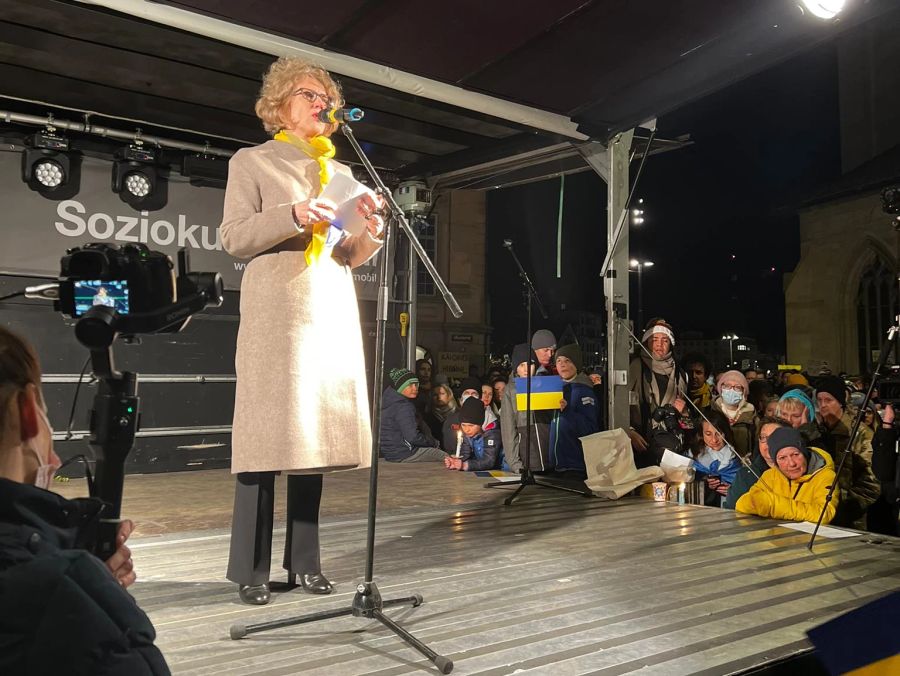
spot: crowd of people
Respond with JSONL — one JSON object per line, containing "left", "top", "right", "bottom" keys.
{"left": 377, "top": 316, "right": 898, "bottom": 538}
{"left": 628, "top": 318, "right": 898, "bottom": 534}
{"left": 378, "top": 330, "right": 603, "bottom": 479}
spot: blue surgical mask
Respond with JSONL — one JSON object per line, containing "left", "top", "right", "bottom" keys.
{"left": 721, "top": 389, "right": 744, "bottom": 406}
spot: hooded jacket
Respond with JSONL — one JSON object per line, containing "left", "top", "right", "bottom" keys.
{"left": 379, "top": 387, "right": 440, "bottom": 461}
{"left": 0, "top": 479, "right": 169, "bottom": 675}
{"left": 457, "top": 422, "right": 503, "bottom": 471}
{"left": 736, "top": 447, "right": 839, "bottom": 524}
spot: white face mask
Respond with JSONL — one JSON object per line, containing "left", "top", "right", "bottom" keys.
{"left": 27, "top": 406, "right": 60, "bottom": 490}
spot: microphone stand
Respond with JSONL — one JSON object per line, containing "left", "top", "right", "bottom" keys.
{"left": 229, "top": 121, "right": 459, "bottom": 674}
{"left": 485, "top": 239, "right": 592, "bottom": 502}
{"left": 808, "top": 300, "right": 900, "bottom": 551}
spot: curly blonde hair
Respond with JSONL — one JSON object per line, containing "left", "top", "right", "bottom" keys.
{"left": 255, "top": 56, "right": 344, "bottom": 136}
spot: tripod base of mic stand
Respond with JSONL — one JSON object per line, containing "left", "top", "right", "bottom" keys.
{"left": 229, "top": 581, "right": 453, "bottom": 674}
{"left": 486, "top": 471, "right": 593, "bottom": 505}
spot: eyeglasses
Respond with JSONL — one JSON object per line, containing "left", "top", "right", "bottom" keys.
{"left": 721, "top": 385, "right": 745, "bottom": 393}
{"left": 292, "top": 87, "right": 333, "bottom": 108}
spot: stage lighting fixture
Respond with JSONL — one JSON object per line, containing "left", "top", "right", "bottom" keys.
{"left": 21, "top": 131, "right": 81, "bottom": 200}
{"left": 798, "top": 0, "right": 845, "bottom": 20}
{"left": 112, "top": 143, "right": 168, "bottom": 211}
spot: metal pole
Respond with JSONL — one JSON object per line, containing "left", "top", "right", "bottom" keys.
{"left": 637, "top": 264, "right": 644, "bottom": 331}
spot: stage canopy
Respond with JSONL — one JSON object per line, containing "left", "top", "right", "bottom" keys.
{"left": 1, "top": 0, "right": 896, "bottom": 188}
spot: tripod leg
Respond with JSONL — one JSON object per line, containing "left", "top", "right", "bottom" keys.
{"left": 504, "top": 481, "right": 528, "bottom": 506}
{"left": 229, "top": 605, "right": 354, "bottom": 640}
{"left": 381, "top": 594, "right": 423, "bottom": 609}
{"left": 484, "top": 478, "right": 523, "bottom": 490}
{"left": 372, "top": 608, "right": 453, "bottom": 674}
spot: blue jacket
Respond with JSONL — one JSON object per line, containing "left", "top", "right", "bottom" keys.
{"left": 379, "top": 387, "right": 440, "bottom": 461}
{"left": 458, "top": 422, "right": 503, "bottom": 471}
{"left": 550, "top": 375, "right": 600, "bottom": 472}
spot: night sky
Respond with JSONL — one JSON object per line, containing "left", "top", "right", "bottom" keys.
{"left": 486, "top": 42, "right": 843, "bottom": 361}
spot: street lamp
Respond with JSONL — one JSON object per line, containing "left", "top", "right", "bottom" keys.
{"left": 629, "top": 259, "right": 654, "bottom": 330}
{"left": 721, "top": 333, "right": 739, "bottom": 367}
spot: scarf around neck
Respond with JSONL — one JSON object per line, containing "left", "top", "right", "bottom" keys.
{"left": 690, "top": 382, "right": 712, "bottom": 409}
{"left": 640, "top": 351, "right": 677, "bottom": 411}
{"left": 273, "top": 130, "right": 336, "bottom": 265}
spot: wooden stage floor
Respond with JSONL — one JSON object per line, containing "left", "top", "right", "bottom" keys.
{"left": 55, "top": 464, "right": 900, "bottom": 675}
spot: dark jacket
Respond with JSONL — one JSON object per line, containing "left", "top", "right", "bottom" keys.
{"left": 723, "top": 452, "right": 770, "bottom": 510}
{"left": 459, "top": 422, "right": 503, "bottom": 471}
{"left": 550, "top": 374, "right": 600, "bottom": 472}
{"left": 0, "top": 479, "right": 169, "bottom": 676}
{"left": 379, "top": 387, "right": 440, "bottom": 461}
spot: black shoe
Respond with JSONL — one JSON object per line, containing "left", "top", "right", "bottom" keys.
{"left": 299, "top": 572, "right": 333, "bottom": 595}
{"left": 238, "top": 583, "right": 271, "bottom": 605}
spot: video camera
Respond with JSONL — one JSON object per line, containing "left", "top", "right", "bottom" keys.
{"left": 56, "top": 242, "right": 223, "bottom": 558}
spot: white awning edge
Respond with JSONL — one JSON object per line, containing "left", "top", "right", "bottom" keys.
{"left": 76, "top": 0, "right": 589, "bottom": 140}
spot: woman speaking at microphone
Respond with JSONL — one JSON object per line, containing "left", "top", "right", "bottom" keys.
{"left": 220, "top": 56, "right": 384, "bottom": 605}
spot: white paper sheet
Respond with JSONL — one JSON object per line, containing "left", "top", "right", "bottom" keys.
{"left": 777, "top": 522, "right": 861, "bottom": 538}
{"left": 319, "top": 171, "right": 374, "bottom": 236}
{"left": 660, "top": 449, "right": 692, "bottom": 469}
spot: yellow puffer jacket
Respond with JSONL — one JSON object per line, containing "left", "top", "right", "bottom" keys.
{"left": 736, "top": 447, "right": 839, "bottom": 524}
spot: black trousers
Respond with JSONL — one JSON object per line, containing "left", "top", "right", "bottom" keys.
{"left": 226, "top": 472, "right": 323, "bottom": 587}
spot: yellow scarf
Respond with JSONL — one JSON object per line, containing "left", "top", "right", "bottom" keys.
{"left": 273, "top": 130, "right": 336, "bottom": 265}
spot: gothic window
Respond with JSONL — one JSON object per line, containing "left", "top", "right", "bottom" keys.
{"left": 856, "top": 256, "right": 898, "bottom": 372}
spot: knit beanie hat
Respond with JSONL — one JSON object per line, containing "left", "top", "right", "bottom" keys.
{"left": 460, "top": 396, "right": 485, "bottom": 425}
{"left": 717, "top": 369, "right": 749, "bottom": 395}
{"left": 784, "top": 373, "right": 809, "bottom": 387}
{"left": 510, "top": 343, "right": 531, "bottom": 370}
{"left": 767, "top": 426, "right": 810, "bottom": 463}
{"left": 389, "top": 367, "right": 418, "bottom": 392}
{"left": 457, "top": 376, "right": 482, "bottom": 396}
{"left": 531, "top": 329, "right": 557, "bottom": 350}
{"left": 555, "top": 343, "right": 583, "bottom": 371}
{"left": 642, "top": 318, "right": 675, "bottom": 346}
{"left": 815, "top": 375, "right": 847, "bottom": 408}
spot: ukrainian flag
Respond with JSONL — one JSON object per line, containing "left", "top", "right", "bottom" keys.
{"left": 807, "top": 591, "right": 900, "bottom": 675}
{"left": 515, "top": 375, "right": 564, "bottom": 411}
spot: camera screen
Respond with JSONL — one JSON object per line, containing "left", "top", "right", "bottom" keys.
{"left": 73, "top": 280, "right": 130, "bottom": 317}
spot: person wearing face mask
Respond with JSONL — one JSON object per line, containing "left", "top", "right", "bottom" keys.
{"left": 712, "top": 370, "right": 757, "bottom": 458}
{"left": 0, "top": 327, "right": 169, "bottom": 675}
{"left": 724, "top": 417, "right": 789, "bottom": 509}
{"left": 736, "top": 427, "right": 838, "bottom": 524}
{"left": 692, "top": 411, "right": 742, "bottom": 507}
{"left": 628, "top": 318, "right": 688, "bottom": 465}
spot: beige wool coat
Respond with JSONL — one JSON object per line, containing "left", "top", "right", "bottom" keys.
{"left": 220, "top": 140, "right": 382, "bottom": 474}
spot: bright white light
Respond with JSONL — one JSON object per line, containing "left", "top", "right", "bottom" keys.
{"left": 644, "top": 261, "right": 655, "bottom": 268}
{"left": 34, "top": 160, "right": 64, "bottom": 187}
{"left": 629, "top": 259, "right": 639, "bottom": 268}
{"left": 799, "top": 0, "right": 845, "bottom": 19}
{"left": 125, "top": 171, "right": 151, "bottom": 197}
{"left": 633, "top": 217, "right": 645, "bottom": 225}
{"left": 632, "top": 209, "right": 644, "bottom": 216}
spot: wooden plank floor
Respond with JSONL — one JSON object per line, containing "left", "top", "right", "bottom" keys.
{"left": 56, "top": 465, "right": 900, "bottom": 674}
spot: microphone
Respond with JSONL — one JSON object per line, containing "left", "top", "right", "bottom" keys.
{"left": 317, "top": 107, "right": 364, "bottom": 124}
{"left": 502, "top": 239, "right": 513, "bottom": 249}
